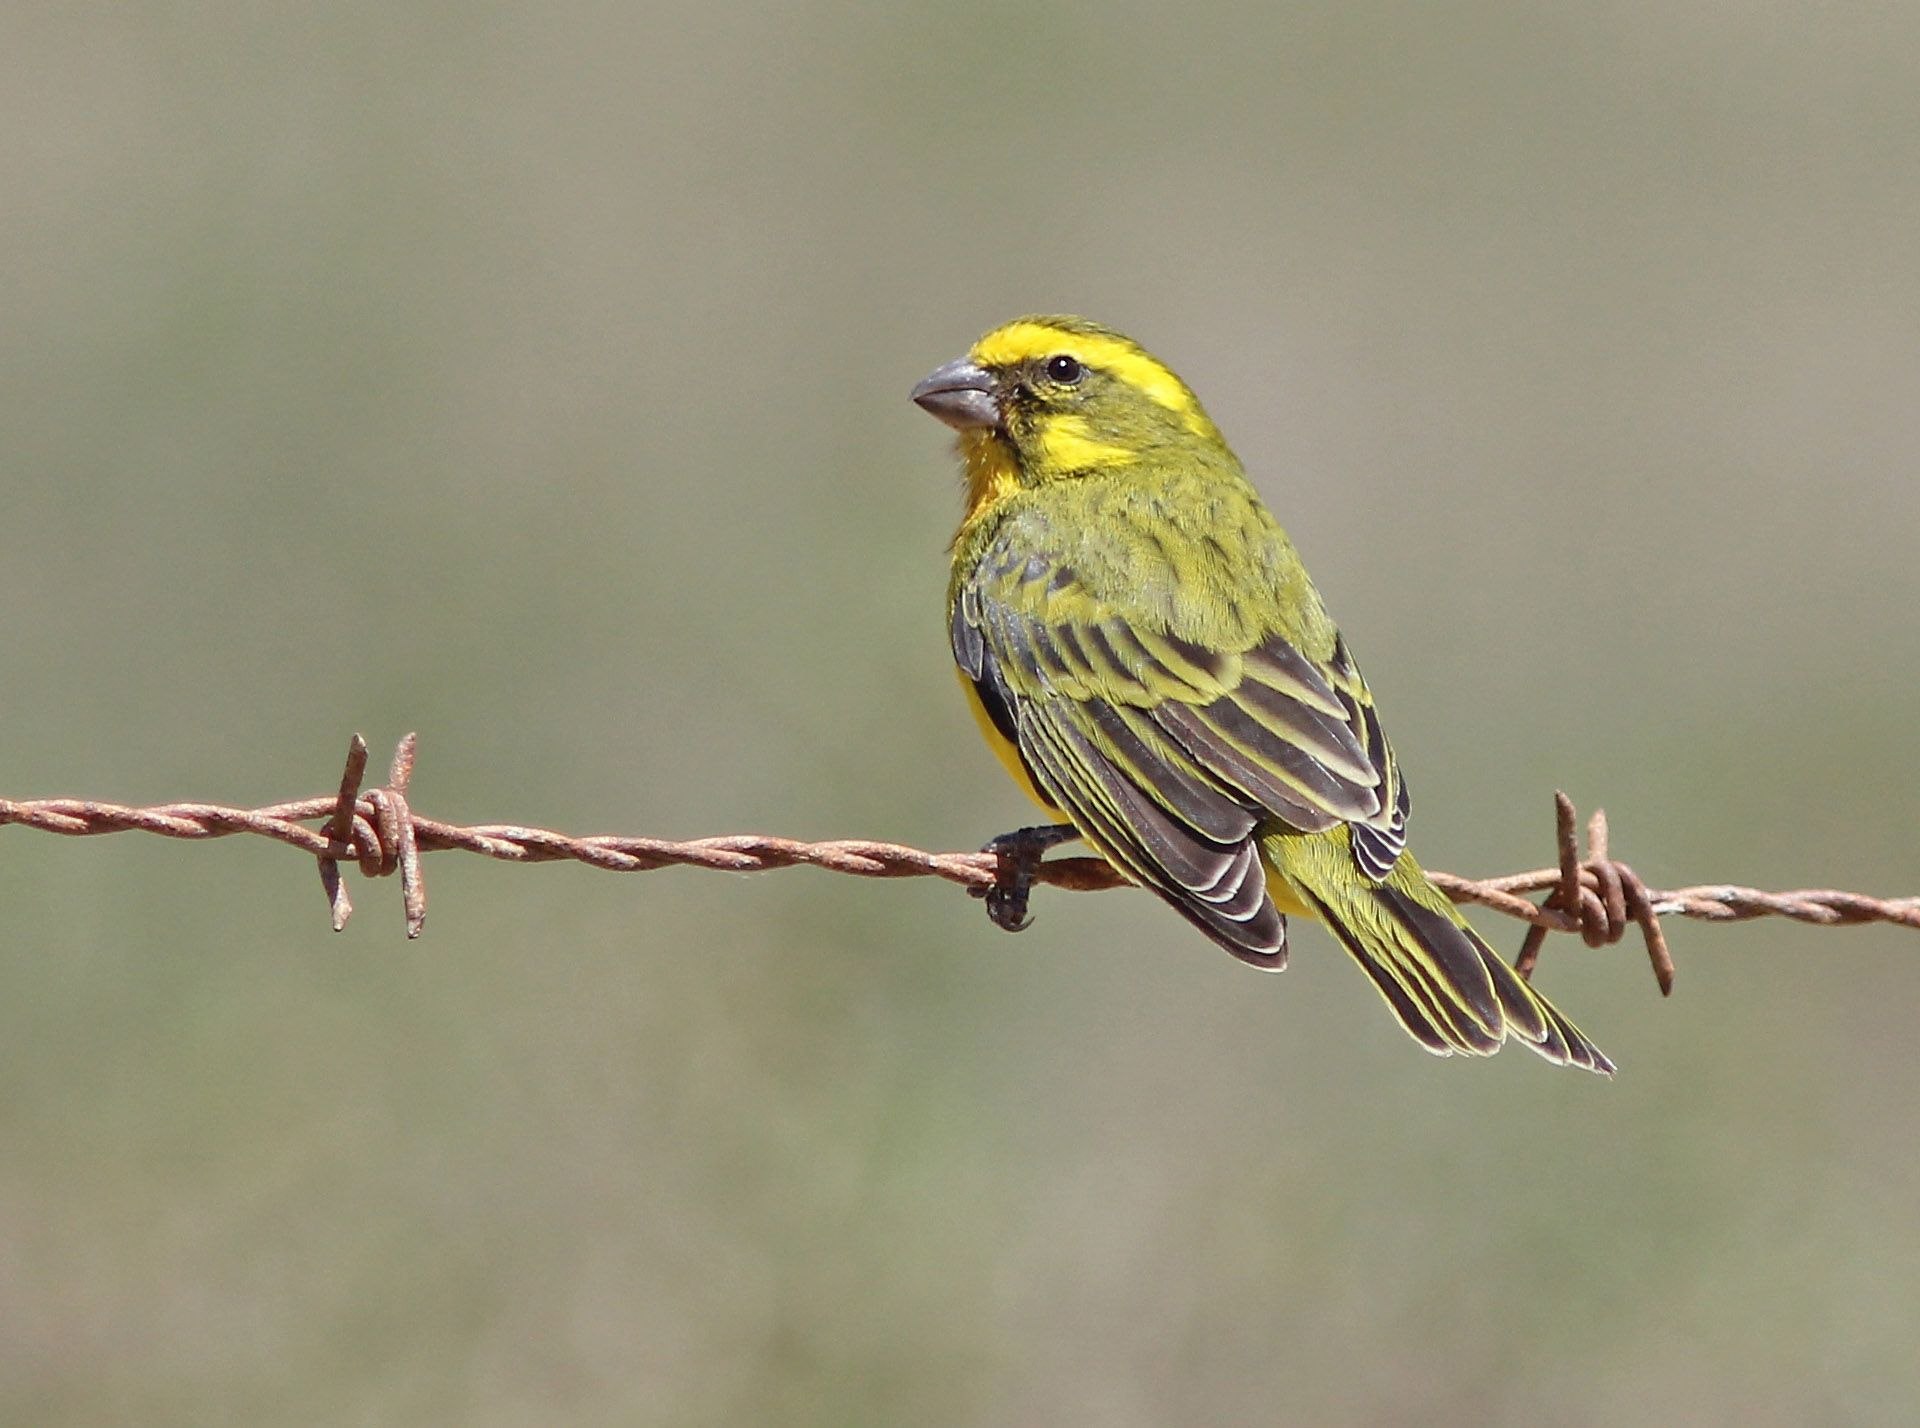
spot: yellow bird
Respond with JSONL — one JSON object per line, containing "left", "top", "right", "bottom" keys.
{"left": 913, "top": 316, "right": 1611, "bottom": 1073}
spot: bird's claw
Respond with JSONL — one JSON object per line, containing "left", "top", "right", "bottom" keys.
{"left": 985, "top": 886, "right": 1034, "bottom": 933}
{"left": 974, "top": 823, "right": 1080, "bottom": 934}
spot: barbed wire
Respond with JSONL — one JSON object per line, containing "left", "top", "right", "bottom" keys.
{"left": 3, "top": 735, "right": 1916, "bottom": 993}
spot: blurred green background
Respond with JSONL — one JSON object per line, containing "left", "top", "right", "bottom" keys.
{"left": 4, "top": 3, "right": 1918, "bottom": 1423}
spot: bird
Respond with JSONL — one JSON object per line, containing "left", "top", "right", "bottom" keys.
{"left": 912, "top": 315, "right": 1612, "bottom": 1073}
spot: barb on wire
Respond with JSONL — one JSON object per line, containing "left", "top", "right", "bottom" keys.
{"left": 317, "top": 734, "right": 424, "bottom": 937}
{"left": 3, "top": 735, "right": 1917, "bottom": 988}
{"left": 1425, "top": 793, "right": 1675, "bottom": 994}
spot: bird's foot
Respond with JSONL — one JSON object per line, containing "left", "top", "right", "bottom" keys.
{"left": 974, "top": 823, "right": 1081, "bottom": 932}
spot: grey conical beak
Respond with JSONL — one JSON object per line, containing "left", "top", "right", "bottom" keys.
{"left": 910, "top": 358, "right": 1001, "bottom": 432}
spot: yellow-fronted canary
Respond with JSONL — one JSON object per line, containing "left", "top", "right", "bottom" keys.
{"left": 913, "top": 316, "right": 1611, "bottom": 1073}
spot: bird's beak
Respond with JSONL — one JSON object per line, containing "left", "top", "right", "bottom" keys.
{"left": 910, "top": 357, "right": 1001, "bottom": 432}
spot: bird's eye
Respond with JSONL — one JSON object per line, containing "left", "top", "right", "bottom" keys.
{"left": 1045, "top": 354, "right": 1084, "bottom": 386}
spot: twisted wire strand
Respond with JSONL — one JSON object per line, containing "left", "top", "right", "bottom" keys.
{"left": 4, "top": 736, "right": 1916, "bottom": 991}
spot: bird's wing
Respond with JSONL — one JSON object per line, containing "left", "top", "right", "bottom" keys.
{"left": 953, "top": 532, "right": 1409, "bottom": 967}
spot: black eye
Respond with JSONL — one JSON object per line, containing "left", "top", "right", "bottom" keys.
{"left": 1045, "top": 354, "right": 1084, "bottom": 386}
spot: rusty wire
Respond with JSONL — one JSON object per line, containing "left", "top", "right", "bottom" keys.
{"left": 3, "top": 735, "right": 1917, "bottom": 989}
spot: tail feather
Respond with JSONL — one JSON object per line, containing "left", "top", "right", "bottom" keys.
{"left": 1296, "top": 884, "right": 1505, "bottom": 1058}
{"left": 1272, "top": 832, "right": 1614, "bottom": 1076}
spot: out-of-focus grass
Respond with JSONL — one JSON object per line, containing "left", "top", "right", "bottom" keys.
{"left": 3, "top": 4, "right": 1918, "bottom": 1424}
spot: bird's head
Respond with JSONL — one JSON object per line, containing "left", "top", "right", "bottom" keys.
{"left": 912, "top": 316, "right": 1227, "bottom": 499}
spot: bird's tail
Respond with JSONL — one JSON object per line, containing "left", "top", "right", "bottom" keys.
{"left": 1267, "top": 829, "right": 1614, "bottom": 1075}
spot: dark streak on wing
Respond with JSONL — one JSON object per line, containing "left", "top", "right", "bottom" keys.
{"left": 1077, "top": 622, "right": 1133, "bottom": 684}
{"left": 1349, "top": 696, "right": 1406, "bottom": 880}
{"left": 1243, "top": 635, "right": 1345, "bottom": 710}
{"left": 1048, "top": 713, "right": 1258, "bottom": 909}
{"left": 1236, "top": 679, "right": 1376, "bottom": 784}
{"left": 1016, "top": 704, "right": 1287, "bottom": 965}
{"left": 1156, "top": 630, "right": 1232, "bottom": 683}
{"left": 1148, "top": 701, "right": 1335, "bottom": 832}
{"left": 1154, "top": 698, "right": 1374, "bottom": 821}
{"left": 952, "top": 586, "right": 1031, "bottom": 781}
{"left": 1080, "top": 702, "right": 1258, "bottom": 845}
{"left": 1320, "top": 632, "right": 1408, "bottom": 883}
{"left": 951, "top": 590, "right": 985, "bottom": 679}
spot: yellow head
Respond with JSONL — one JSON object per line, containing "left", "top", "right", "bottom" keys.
{"left": 911, "top": 315, "right": 1228, "bottom": 521}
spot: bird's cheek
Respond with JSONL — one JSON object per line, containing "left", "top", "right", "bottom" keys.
{"left": 1036, "top": 415, "right": 1133, "bottom": 474}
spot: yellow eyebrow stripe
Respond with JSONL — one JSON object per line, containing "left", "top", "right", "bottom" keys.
{"left": 971, "top": 321, "right": 1208, "bottom": 432}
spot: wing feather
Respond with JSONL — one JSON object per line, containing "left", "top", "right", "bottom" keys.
{"left": 1080, "top": 701, "right": 1259, "bottom": 846}
{"left": 1016, "top": 704, "right": 1288, "bottom": 963}
{"left": 951, "top": 524, "right": 1409, "bottom": 972}
{"left": 1152, "top": 698, "right": 1376, "bottom": 823}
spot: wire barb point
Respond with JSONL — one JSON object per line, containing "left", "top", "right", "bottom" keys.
{"left": 311, "top": 733, "right": 425, "bottom": 939}
{"left": 1501, "top": 792, "right": 1676, "bottom": 995}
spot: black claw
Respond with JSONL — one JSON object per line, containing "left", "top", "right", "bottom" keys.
{"left": 986, "top": 884, "right": 1034, "bottom": 933}
{"left": 976, "top": 823, "right": 1080, "bottom": 934}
